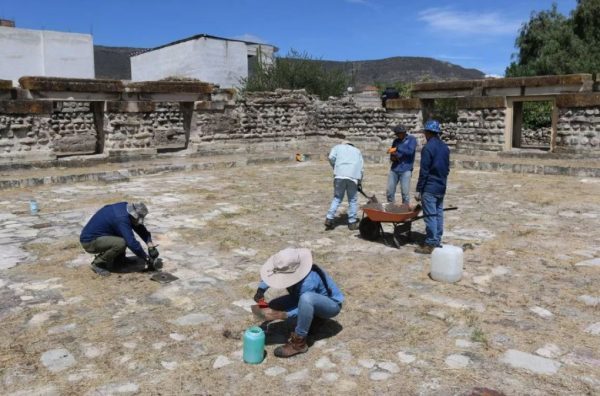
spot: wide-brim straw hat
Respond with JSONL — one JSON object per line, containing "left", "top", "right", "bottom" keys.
{"left": 260, "top": 248, "right": 313, "bottom": 289}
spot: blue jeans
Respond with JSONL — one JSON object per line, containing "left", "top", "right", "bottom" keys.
{"left": 422, "top": 192, "right": 444, "bottom": 247}
{"left": 326, "top": 178, "right": 358, "bottom": 223}
{"left": 270, "top": 292, "right": 341, "bottom": 338}
{"left": 386, "top": 170, "right": 412, "bottom": 204}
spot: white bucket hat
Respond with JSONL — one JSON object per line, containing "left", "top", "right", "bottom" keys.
{"left": 260, "top": 248, "right": 313, "bottom": 289}
{"left": 127, "top": 202, "right": 148, "bottom": 224}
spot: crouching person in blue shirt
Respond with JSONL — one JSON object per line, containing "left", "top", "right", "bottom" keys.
{"left": 80, "top": 202, "right": 159, "bottom": 276}
{"left": 252, "top": 248, "right": 344, "bottom": 358}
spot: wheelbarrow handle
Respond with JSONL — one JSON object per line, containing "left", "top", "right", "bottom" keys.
{"left": 411, "top": 206, "right": 458, "bottom": 221}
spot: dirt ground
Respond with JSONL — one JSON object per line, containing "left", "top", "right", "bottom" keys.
{"left": 0, "top": 158, "right": 599, "bottom": 395}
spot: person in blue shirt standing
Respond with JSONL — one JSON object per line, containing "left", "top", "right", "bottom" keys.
{"left": 80, "top": 202, "right": 159, "bottom": 276}
{"left": 325, "top": 141, "right": 364, "bottom": 230}
{"left": 252, "top": 248, "right": 344, "bottom": 358}
{"left": 386, "top": 124, "right": 417, "bottom": 205}
{"left": 415, "top": 120, "right": 450, "bottom": 254}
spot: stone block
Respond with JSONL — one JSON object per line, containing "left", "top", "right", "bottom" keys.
{"left": 0, "top": 79, "right": 12, "bottom": 90}
{"left": 556, "top": 94, "right": 600, "bottom": 108}
{"left": 500, "top": 349, "right": 561, "bottom": 375}
{"left": 0, "top": 100, "right": 53, "bottom": 114}
{"left": 412, "top": 79, "right": 483, "bottom": 92}
{"left": 19, "top": 76, "right": 124, "bottom": 93}
{"left": 457, "top": 97, "right": 506, "bottom": 109}
{"left": 106, "top": 101, "right": 155, "bottom": 113}
{"left": 385, "top": 99, "right": 421, "bottom": 110}
{"left": 126, "top": 81, "right": 214, "bottom": 94}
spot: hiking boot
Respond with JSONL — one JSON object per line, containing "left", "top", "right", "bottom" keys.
{"left": 274, "top": 332, "right": 308, "bottom": 358}
{"left": 90, "top": 262, "right": 111, "bottom": 277}
{"left": 414, "top": 244, "right": 435, "bottom": 254}
{"left": 348, "top": 221, "right": 359, "bottom": 231}
{"left": 324, "top": 218, "right": 334, "bottom": 230}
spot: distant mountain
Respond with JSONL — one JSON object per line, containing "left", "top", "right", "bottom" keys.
{"left": 318, "top": 57, "right": 485, "bottom": 88}
{"left": 93, "top": 46, "right": 484, "bottom": 85}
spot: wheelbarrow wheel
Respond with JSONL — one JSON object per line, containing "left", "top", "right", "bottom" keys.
{"left": 359, "top": 217, "right": 380, "bottom": 241}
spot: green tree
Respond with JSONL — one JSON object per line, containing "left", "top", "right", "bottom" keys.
{"left": 242, "top": 49, "right": 348, "bottom": 100}
{"left": 506, "top": 0, "right": 600, "bottom": 76}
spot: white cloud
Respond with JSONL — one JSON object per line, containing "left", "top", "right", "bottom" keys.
{"left": 232, "top": 33, "right": 268, "bottom": 44}
{"left": 418, "top": 7, "right": 522, "bottom": 36}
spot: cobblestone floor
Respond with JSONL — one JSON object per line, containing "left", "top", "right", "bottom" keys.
{"left": 0, "top": 159, "right": 599, "bottom": 395}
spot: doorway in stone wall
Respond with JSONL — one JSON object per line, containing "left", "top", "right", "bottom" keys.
{"left": 508, "top": 98, "right": 557, "bottom": 152}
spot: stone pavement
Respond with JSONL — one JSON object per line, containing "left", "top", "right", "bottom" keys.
{"left": 1, "top": 148, "right": 599, "bottom": 190}
{"left": 0, "top": 156, "right": 599, "bottom": 395}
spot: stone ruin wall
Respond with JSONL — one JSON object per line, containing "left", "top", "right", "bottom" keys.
{"left": 2, "top": 75, "right": 600, "bottom": 165}
{"left": 555, "top": 94, "right": 600, "bottom": 153}
{"left": 105, "top": 102, "right": 188, "bottom": 151}
{"left": 194, "top": 90, "right": 313, "bottom": 144}
{"left": 0, "top": 101, "right": 97, "bottom": 158}
{"left": 521, "top": 127, "right": 551, "bottom": 147}
{"left": 193, "top": 90, "right": 423, "bottom": 153}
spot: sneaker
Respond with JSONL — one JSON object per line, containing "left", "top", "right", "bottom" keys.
{"left": 90, "top": 262, "right": 111, "bottom": 277}
{"left": 414, "top": 245, "right": 435, "bottom": 254}
{"left": 348, "top": 221, "right": 359, "bottom": 231}
{"left": 324, "top": 218, "right": 334, "bottom": 230}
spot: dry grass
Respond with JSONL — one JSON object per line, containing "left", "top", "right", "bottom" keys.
{"left": 0, "top": 161, "right": 599, "bottom": 394}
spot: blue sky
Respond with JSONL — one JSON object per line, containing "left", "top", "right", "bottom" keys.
{"left": 1, "top": 0, "right": 577, "bottom": 76}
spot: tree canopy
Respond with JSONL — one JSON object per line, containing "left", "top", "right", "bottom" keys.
{"left": 506, "top": 0, "right": 600, "bottom": 77}
{"left": 242, "top": 49, "right": 348, "bottom": 100}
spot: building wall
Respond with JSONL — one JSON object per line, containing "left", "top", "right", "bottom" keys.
{"left": 0, "top": 26, "right": 94, "bottom": 83}
{"left": 131, "top": 38, "right": 250, "bottom": 88}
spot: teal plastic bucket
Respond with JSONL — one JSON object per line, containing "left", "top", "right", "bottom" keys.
{"left": 243, "top": 326, "right": 265, "bottom": 364}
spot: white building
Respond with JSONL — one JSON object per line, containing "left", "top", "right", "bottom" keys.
{"left": 130, "top": 34, "right": 277, "bottom": 88}
{"left": 0, "top": 23, "right": 94, "bottom": 84}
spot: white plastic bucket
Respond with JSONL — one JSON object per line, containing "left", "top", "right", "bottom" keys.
{"left": 430, "top": 244, "right": 463, "bottom": 283}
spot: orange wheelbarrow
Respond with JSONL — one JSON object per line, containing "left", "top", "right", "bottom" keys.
{"left": 359, "top": 203, "right": 457, "bottom": 248}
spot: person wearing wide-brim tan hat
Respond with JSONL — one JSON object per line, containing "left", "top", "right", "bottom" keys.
{"left": 252, "top": 247, "right": 344, "bottom": 358}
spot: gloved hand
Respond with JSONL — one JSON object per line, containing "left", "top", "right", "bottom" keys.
{"left": 146, "top": 256, "right": 163, "bottom": 271}
{"left": 415, "top": 192, "right": 421, "bottom": 202}
{"left": 146, "top": 257, "right": 156, "bottom": 271}
{"left": 253, "top": 288, "right": 266, "bottom": 303}
{"left": 148, "top": 246, "right": 159, "bottom": 259}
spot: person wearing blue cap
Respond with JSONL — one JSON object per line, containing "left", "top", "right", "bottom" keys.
{"left": 415, "top": 120, "right": 450, "bottom": 254}
{"left": 386, "top": 124, "right": 417, "bottom": 205}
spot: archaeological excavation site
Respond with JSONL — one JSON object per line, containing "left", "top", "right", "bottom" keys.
{"left": 0, "top": 74, "right": 600, "bottom": 395}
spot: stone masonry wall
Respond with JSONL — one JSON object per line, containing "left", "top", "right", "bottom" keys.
{"left": 0, "top": 101, "right": 97, "bottom": 158}
{"left": 52, "top": 101, "right": 97, "bottom": 155}
{"left": 522, "top": 127, "right": 551, "bottom": 147}
{"left": 0, "top": 113, "right": 53, "bottom": 156}
{"left": 194, "top": 90, "right": 313, "bottom": 143}
{"left": 105, "top": 102, "right": 186, "bottom": 150}
{"left": 556, "top": 107, "right": 600, "bottom": 153}
{"left": 193, "top": 90, "right": 423, "bottom": 153}
{"left": 455, "top": 108, "right": 506, "bottom": 151}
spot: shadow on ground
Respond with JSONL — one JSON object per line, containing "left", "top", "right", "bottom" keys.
{"left": 260, "top": 318, "right": 343, "bottom": 346}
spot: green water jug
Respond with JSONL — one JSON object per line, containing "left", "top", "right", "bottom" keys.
{"left": 243, "top": 326, "right": 265, "bottom": 364}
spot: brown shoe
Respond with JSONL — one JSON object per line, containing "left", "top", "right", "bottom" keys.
{"left": 274, "top": 332, "right": 308, "bottom": 358}
{"left": 415, "top": 244, "right": 435, "bottom": 254}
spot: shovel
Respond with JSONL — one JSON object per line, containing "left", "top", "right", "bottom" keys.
{"left": 358, "top": 185, "right": 378, "bottom": 203}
